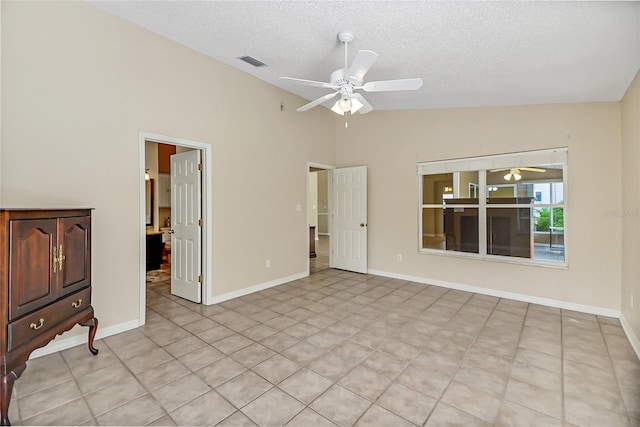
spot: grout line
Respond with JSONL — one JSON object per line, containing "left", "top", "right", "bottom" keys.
{"left": 597, "top": 317, "right": 633, "bottom": 424}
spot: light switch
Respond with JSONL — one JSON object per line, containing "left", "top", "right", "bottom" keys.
{"left": 296, "top": 204, "right": 302, "bottom": 212}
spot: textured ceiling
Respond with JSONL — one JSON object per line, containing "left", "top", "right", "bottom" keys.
{"left": 89, "top": 1, "right": 640, "bottom": 112}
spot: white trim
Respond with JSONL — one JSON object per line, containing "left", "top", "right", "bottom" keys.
{"left": 417, "top": 248, "right": 569, "bottom": 269}
{"left": 307, "top": 162, "right": 335, "bottom": 275}
{"left": 139, "top": 132, "right": 214, "bottom": 320}
{"left": 207, "top": 272, "right": 308, "bottom": 305}
{"left": 367, "top": 269, "right": 621, "bottom": 318}
{"left": 417, "top": 147, "right": 568, "bottom": 175}
{"left": 620, "top": 314, "right": 640, "bottom": 360}
{"left": 30, "top": 319, "right": 141, "bottom": 359}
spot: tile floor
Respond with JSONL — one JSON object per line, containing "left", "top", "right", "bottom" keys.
{"left": 7, "top": 252, "right": 640, "bottom": 426}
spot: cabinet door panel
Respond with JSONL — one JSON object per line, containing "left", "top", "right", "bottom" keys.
{"left": 9, "top": 219, "right": 57, "bottom": 320}
{"left": 58, "top": 216, "right": 91, "bottom": 297}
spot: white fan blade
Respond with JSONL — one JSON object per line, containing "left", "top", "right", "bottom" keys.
{"left": 352, "top": 93, "right": 373, "bottom": 114}
{"left": 279, "top": 77, "right": 338, "bottom": 89}
{"left": 347, "top": 50, "right": 378, "bottom": 83}
{"left": 297, "top": 92, "right": 339, "bottom": 112}
{"left": 520, "top": 167, "right": 546, "bottom": 173}
{"left": 362, "top": 78, "right": 423, "bottom": 92}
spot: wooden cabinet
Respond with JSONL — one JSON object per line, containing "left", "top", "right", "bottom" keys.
{"left": 158, "top": 173, "right": 171, "bottom": 208}
{"left": 0, "top": 209, "right": 98, "bottom": 426}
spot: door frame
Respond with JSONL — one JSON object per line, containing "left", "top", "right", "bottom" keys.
{"left": 307, "top": 162, "right": 335, "bottom": 275}
{"left": 138, "top": 131, "right": 213, "bottom": 324}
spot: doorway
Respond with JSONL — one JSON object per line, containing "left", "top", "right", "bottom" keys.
{"left": 308, "top": 162, "right": 334, "bottom": 275}
{"left": 139, "top": 132, "right": 212, "bottom": 325}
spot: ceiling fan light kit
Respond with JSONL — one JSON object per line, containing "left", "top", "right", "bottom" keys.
{"left": 279, "top": 32, "right": 423, "bottom": 117}
{"left": 497, "top": 167, "right": 546, "bottom": 181}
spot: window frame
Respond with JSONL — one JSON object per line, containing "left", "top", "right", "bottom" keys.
{"left": 418, "top": 148, "right": 568, "bottom": 268}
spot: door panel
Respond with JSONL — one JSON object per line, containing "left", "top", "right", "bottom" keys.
{"left": 332, "top": 166, "right": 367, "bottom": 273}
{"left": 9, "top": 219, "right": 57, "bottom": 320}
{"left": 58, "top": 216, "right": 91, "bottom": 296}
{"left": 171, "top": 150, "right": 202, "bottom": 303}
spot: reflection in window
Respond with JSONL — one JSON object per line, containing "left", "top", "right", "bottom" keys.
{"left": 418, "top": 150, "right": 567, "bottom": 266}
{"left": 421, "top": 172, "right": 479, "bottom": 254}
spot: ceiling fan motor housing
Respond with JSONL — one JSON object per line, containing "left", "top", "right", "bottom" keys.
{"left": 330, "top": 68, "right": 360, "bottom": 100}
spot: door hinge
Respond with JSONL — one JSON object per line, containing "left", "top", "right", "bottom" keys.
{"left": 198, "top": 218, "right": 203, "bottom": 227}
{"left": 198, "top": 275, "right": 203, "bottom": 283}
{"left": 197, "top": 163, "right": 202, "bottom": 171}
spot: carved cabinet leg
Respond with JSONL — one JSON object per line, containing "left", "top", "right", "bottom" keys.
{"left": 81, "top": 317, "right": 99, "bottom": 355}
{"left": 0, "top": 374, "right": 13, "bottom": 426}
{"left": 1, "top": 364, "right": 25, "bottom": 426}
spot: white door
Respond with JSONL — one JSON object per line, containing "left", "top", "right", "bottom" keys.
{"left": 170, "top": 150, "right": 202, "bottom": 303}
{"left": 331, "top": 166, "right": 367, "bottom": 273}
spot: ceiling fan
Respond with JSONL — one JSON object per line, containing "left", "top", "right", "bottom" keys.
{"left": 279, "top": 32, "right": 423, "bottom": 116}
{"left": 489, "top": 167, "right": 546, "bottom": 181}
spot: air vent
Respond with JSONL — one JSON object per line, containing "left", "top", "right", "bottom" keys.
{"left": 238, "top": 56, "right": 267, "bottom": 67}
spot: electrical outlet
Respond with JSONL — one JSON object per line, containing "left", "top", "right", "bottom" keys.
{"left": 397, "top": 254, "right": 403, "bottom": 262}
{"left": 266, "top": 259, "right": 271, "bottom": 268}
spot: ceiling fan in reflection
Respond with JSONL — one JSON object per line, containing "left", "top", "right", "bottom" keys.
{"left": 489, "top": 167, "right": 546, "bottom": 181}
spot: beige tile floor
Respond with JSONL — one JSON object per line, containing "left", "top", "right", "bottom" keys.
{"left": 7, "top": 249, "right": 640, "bottom": 426}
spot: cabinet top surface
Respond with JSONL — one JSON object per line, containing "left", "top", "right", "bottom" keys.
{"left": 0, "top": 208, "right": 94, "bottom": 211}
{"left": 0, "top": 208, "right": 93, "bottom": 219}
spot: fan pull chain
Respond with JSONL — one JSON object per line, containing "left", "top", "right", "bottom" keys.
{"left": 345, "top": 113, "right": 348, "bottom": 128}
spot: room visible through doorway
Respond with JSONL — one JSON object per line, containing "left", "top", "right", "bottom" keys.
{"left": 308, "top": 164, "right": 333, "bottom": 275}
{"left": 139, "top": 131, "right": 213, "bottom": 325}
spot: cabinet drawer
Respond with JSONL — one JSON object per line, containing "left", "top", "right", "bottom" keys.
{"left": 7, "top": 287, "right": 91, "bottom": 352}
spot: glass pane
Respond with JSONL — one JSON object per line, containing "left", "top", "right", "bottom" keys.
{"left": 422, "top": 208, "right": 446, "bottom": 249}
{"left": 486, "top": 164, "right": 563, "bottom": 204}
{"left": 532, "top": 182, "right": 564, "bottom": 204}
{"left": 422, "top": 171, "right": 479, "bottom": 204}
{"left": 532, "top": 207, "right": 565, "bottom": 262}
{"left": 486, "top": 207, "right": 532, "bottom": 258}
{"left": 444, "top": 206, "right": 479, "bottom": 254}
{"left": 457, "top": 171, "right": 480, "bottom": 198}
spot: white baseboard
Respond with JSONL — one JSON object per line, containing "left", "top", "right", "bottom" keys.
{"left": 620, "top": 314, "right": 640, "bottom": 360}
{"left": 368, "top": 269, "right": 621, "bottom": 318}
{"left": 30, "top": 319, "right": 141, "bottom": 359}
{"left": 30, "top": 272, "right": 309, "bottom": 358}
{"left": 206, "top": 271, "right": 308, "bottom": 305}
{"left": 31, "top": 269, "right": 637, "bottom": 362}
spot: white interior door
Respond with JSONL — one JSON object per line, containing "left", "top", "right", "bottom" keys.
{"left": 331, "top": 166, "right": 367, "bottom": 273}
{"left": 170, "top": 150, "right": 202, "bottom": 303}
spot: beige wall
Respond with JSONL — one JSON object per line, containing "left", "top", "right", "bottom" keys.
{"left": 622, "top": 69, "right": 640, "bottom": 346}
{"left": 336, "top": 103, "right": 622, "bottom": 311}
{"left": 1, "top": 2, "right": 335, "bottom": 336}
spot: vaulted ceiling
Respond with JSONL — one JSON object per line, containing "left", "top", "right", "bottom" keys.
{"left": 90, "top": 1, "right": 640, "bottom": 112}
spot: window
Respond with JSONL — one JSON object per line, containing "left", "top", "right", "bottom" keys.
{"left": 418, "top": 148, "right": 567, "bottom": 266}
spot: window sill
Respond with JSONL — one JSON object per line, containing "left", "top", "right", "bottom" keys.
{"left": 418, "top": 248, "right": 568, "bottom": 269}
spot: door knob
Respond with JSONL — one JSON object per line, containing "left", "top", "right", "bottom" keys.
{"left": 360, "top": 223, "right": 366, "bottom": 227}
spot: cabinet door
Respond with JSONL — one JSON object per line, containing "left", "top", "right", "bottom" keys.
{"left": 58, "top": 216, "right": 91, "bottom": 297}
{"left": 8, "top": 219, "right": 57, "bottom": 320}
